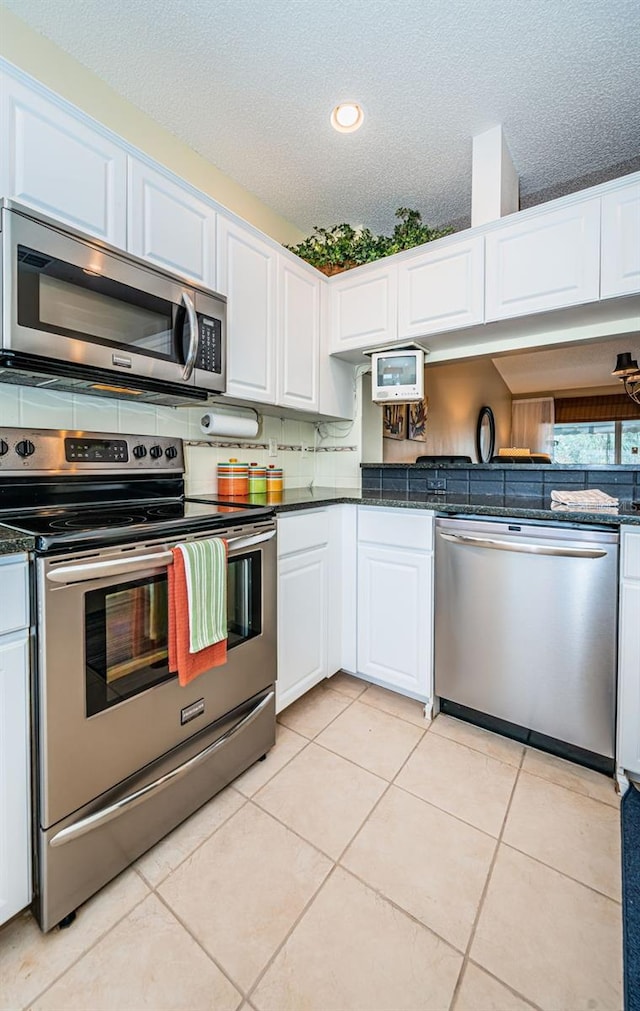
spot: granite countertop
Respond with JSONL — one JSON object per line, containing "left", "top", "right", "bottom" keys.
{"left": 259, "top": 487, "right": 640, "bottom": 527}
{"left": 0, "top": 526, "right": 35, "bottom": 556}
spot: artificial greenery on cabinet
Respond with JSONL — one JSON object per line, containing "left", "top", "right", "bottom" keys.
{"left": 286, "top": 207, "right": 453, "bottom": 274}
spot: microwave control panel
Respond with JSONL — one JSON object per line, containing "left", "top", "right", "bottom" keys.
{"left": 195, "top": 316, "right": 222, "bottom": 374}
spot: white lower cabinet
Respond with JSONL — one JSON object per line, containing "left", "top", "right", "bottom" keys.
{"left": 617, "top": 527, "right": 640, "bottom": 780}
{"left": 356, "top": 507, "right": 434, "bottom": 702}
{"left": 0, "top": 555, "right": 31, "bottom": 927}
{"left": 277, "top": 506, "right": 354, "bottom": 712}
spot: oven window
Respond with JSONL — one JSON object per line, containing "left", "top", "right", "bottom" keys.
{"left": 85, "top": 575, "right": 172, "bottom": 716}
{"left": 17, "top": 245, "right": 185, "bottom": 362}
{"left": 227, "top": 551, "right": 261, "bottom": 648}
{"left": 84, "top": 551, "right": 261, "bottom": 716}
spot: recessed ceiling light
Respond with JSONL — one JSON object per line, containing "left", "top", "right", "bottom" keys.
{"left": 331, "top": 102, "right": 364, "bottom": 133}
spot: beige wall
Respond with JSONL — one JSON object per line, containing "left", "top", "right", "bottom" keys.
{"left": 383, "top": 357, "right": 512, "bottom": 463}
{"left": 0, "top": 8, "right": 304, "bottom": 246}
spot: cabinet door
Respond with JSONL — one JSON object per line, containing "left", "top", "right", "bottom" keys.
{"left": 601, "top": 181, "right": 640, "bottom": 299}
{"left": 485, "top": 198, "right": 600, "bottom": 320}
{"left": 217, "top": 216, "right": 276, "bottom": 403}
{"left": 398, "top": 236, "right": 484, "bottom": 338}
{"left": 617, "top": 529, "right": 640, "bottom": 777}
{"left": 1, "top": 72, "right": 126, "bottom": 245}
{"left": 0, "top": 632, "right": 31, "bottom": 926}
{"left": 127, "top": 158, "right": 216, "bottom": 287}
{"left": 330, "top": 263, "right": 398, "bottom": 352}
{"left": 357, "top": 543, "right": 432, "bottom": 699}
{"left": 277, "top": 546, "right": 328, "bottom": 711}
{"left": 278, "top": 256, "right": 320, "bottom": 412}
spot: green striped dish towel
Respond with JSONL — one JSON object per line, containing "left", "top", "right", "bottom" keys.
{"left": 176, "top": 539, "right": 227, "bottom": 653}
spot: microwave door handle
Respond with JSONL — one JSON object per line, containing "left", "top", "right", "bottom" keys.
{"left": 181, "top": 292, "right": 199, "bottom": 381}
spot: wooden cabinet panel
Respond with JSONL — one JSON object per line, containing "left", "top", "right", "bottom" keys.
{"left": 128, "top": 158, "right": 215, "bottom": 286}
{"left": 278, "top": 256, "right": 320, "bottom": 411}
{"left": 330, "top": 263, "right": 398, "bottom": 351}
{"left": 601, "top": 181, "right": 640, "bottom": 298}
{"left": 485, "top": 198, "right": 600, "bottom": 320}
{"left": 398, "top": 236, "right": 484, "bottom": 338}
{"left": 2, "top": 72, "right": 126, "bottom": 245}
{"left": 217, "top": 216, "right": 277, "bottom": 403}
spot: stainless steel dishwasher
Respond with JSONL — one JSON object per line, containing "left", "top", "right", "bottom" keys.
{"left": 434, "top": 516, "right": 619, "bottom": 771}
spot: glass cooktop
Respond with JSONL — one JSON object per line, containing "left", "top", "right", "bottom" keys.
{"left": 0, "top": 498, "right": 274, "bottom": 552}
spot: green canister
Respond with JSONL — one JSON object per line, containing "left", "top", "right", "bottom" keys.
{"left": 248, "top": 464, "right": 267, "bottom": 494}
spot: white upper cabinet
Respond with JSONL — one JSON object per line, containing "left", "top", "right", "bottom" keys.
{"left": 127, "top": 158, "right": 216, "bottom": 287}
{"left": 1, "top": 71, "right": 126, "bottom": 245}
{"left": 330, "top": 262, "right": 398, "bottom": 352}
{"left": 317, "top": 283, "right": 355, "bottom": 420}
{"left": 398, "top": 235, "right": 484, "bottom": 338}
{"left": 485, "top": 198, "right": 601, "bottom": 320}
{"left": 277, "top": 255, "right": 320, "bottom": 412}
{"left": 217, "top": 215, "right": 277, "bottom": 404}
{"left": 601, "top": 180, "right": 640, "bottom": 299}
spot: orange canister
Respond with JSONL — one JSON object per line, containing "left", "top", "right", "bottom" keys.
{"left": 217, "top": 460, "right": 248, "bottom": 496}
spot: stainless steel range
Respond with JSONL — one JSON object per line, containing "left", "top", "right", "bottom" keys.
{"left": 0, "top": 427, "right": 276, "bottom": 932}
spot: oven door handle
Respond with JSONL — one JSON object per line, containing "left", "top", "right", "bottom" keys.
{"left": 49, "top": 690, "right": 274, "bottom": 848}
{"left": 46, "top": 530, "right": 275, "bottom": 583}
{"left": 226, "top": 529, "right": 276, "bottom": 552}
{"left": 46, "top": 551, "right": 174, "bottom": 584}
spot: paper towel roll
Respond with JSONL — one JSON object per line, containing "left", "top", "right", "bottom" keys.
{"left": 200, "top": 411, "right": 259, "bottom": 439}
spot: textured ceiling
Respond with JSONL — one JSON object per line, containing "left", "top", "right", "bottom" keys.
{"left": 2, "top": 0, "right": 640, "bottom": 235}
{"left": 492, "top": 338, "right": 628, "bottom": 395}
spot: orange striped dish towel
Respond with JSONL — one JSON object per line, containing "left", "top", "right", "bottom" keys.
{"left": 168, "top": 545, "right": 227, "bottom": 687}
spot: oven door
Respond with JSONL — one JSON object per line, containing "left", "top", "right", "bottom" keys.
{"left": 36, "top": 522, "right": 276, "bottom": 830}
{"left": 2, "top": 205, "right": 226, "bottom": 392}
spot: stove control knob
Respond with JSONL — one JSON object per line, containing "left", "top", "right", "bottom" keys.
{"left": 15, "top": 439, "right": 35, "bottom": 458}
{"left": 132, "top": 445, "right": 147, "bottom": 459}
{"left": 165, "top": 445, "right": 178, "bottom": 460}
{"left": 0, "top": 439, "right": 8, "bottom": 457}
{"left": 149, "top": 445, "right": 163, "bottom": 460}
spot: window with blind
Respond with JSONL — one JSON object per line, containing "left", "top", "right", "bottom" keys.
{"left": 553, "top": 393, "right": 640, "bottom": 464}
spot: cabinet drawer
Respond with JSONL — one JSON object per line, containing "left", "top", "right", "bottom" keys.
{"left": 278, "top": 510, "right": 330, "bottom": 557}
{"left": 621, "top": 528, "right": 640, "bottom": 581}
{"left": 0, "top": 557, "right": 29, "bottom": 635}
{"left": 358, "top": 507, "right": 433, "bottom": 552}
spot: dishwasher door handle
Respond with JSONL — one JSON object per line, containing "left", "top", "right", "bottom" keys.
{"left": 439, "top": 531, "right": 608, "bottom": 559}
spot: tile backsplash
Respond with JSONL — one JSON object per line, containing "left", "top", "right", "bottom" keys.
{"left": 0, "top": 385, "right": 361, "bottom": 491}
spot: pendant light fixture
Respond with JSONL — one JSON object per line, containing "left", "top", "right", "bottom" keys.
{"left": 612, "top": 352, "right": 640, "bottom": 405}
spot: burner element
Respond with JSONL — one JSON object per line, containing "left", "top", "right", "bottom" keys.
{"left": 48, "top": 512, "right": 146, "bottom": 530}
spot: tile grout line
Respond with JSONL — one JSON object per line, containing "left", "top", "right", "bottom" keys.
{"left": 498, "top": 839, "right": 623, "bottom": 906}
{"left": 446, "top": 743, "right": 547, "bottom": 1011}
{"left": 245, "top": 695, "right": 432, "bottom": 1006}
{"left": 21, "top": 888, "right": 152, "bottom": 1011}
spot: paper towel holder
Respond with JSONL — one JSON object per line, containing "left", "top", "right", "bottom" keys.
{"left": 200, "top": 405, "right": 260, "bottom": 430}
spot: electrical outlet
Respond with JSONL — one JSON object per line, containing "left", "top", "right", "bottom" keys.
{"left": 427, "top": 478, "right": 446, "bottom": 491}
{"left": 268, "top": 438, "right": 278, "bottom": 457}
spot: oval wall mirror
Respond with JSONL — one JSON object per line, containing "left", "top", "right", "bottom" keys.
{"left": 475, "top": 406, "right": 496, "bottom": 463}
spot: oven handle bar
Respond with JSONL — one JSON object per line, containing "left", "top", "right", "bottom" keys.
{"left": 49, "top": 690, "right": 275, "bottom": 848}
{"left": 45, "top": 529, "right": 276, "bottom": 584}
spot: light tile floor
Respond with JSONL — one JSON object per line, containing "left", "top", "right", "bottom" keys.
{"left": 0, "top": 676, "right": 623, "bottom": 1011}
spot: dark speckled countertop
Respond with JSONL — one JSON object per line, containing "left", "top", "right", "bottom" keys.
{"left": 0, "top": 526, "right": 35, "bottom": 555}
{"left": 3, "top": 482, "right": 639, "bottom": 555}
{"left": 211, "top": 487, "right": 640, "bottom": 528}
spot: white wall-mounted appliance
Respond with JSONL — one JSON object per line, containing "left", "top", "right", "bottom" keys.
{"left": 371, "top": 348, "right": 425, "bottom": 403}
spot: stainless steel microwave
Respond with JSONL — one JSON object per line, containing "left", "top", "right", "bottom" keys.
{"left": 0, "top": 199, "right": 226, "bottom": 404}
